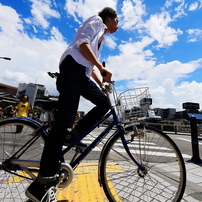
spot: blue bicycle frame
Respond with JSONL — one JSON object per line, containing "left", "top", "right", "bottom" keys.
{"left": 60, "top": 106, "right": 145, "bottom": 171}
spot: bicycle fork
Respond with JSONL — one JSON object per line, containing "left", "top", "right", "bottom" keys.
{"left": 120, "top": 124, "right": 146, "bottom": 172}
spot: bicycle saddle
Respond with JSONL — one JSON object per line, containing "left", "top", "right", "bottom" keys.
{"left": 34, "top": 99, "right": 58, "bottom": 110}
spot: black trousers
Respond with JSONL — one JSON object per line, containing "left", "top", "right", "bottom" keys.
{"left": 39, "top": 55, "right": 111, "bottom": 177}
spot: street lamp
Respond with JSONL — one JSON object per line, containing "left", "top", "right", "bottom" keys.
{"left": 0, "top": 57, "right": 11, "bottom": 60}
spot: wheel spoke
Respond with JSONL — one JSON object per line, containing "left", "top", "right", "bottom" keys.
{"left": 100, "top": 125, "right": 186, "bottom": 202}
{"left": 0, "top": 119, "right": 44, "bottom": 202}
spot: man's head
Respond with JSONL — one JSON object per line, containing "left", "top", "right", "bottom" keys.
{"left": 98, "top": 7, "right": 117, "bottom": 23}
{"left": 22, "top": 95, "right": 29, "bottom": 103}
{"left": 98, "top": 7, "right": 118, "bottom": 34}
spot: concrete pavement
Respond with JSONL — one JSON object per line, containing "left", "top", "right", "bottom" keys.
{"left": 1, "top": 127, "right": 202, "bottom": 201}
{"left": 183, "top": 161, "right": 202, "bottom": 202}
{"left": 56, "top": 128, "right": 202, "bottom": 202}
{"left": 56, "top": 160, "right": 202, "bottom": 201}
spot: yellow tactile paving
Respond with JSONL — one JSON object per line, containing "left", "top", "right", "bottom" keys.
{"left": 5, "top": 171, "right": 30, "bottom": 183}
{"left": 57, "top": 162, "right": 123, "bottom": 201}
{"left": 58, "top": 173, "right": 107, "bottom": 201}
{"left": 4, "top": 162, "right": 123, "bottom": 201}
{"left": 74, "top": 162, "right": 124, "bottom": 174}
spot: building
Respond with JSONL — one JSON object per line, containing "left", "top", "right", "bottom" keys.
{"left": 0, "top": 83, "right": 17, "bottom": 96}
{"left": 153, "top": 108, "right": 176, "bottom": 120}
{"left": 16, "top": 83, "right": 49, "bottom": 108}
{"left": 0, "top": 92, "right": 19, "bottom": 106}
{"left": 0, "top": 83, "right": 19, "bottom": 106}
{"left": 176, "top": 102, "right": 202, "bottom": 122}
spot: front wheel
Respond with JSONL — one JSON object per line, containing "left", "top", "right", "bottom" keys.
{"left": 99, "top": 124, "right": 186, "bottom": 202}
{"left": 0, "top": 118, "right": 47, "bottom": 202}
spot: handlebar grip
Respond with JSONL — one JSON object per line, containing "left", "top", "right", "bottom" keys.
{"left": 101, "top": 71, "right": 107, "bottom": 77}
{"left": 102, "top": 61, "right": 107, "bottom": 76}
{"left": 48, "top": 72, "right": 55, "bottom": 78}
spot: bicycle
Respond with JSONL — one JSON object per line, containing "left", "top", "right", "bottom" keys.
{"left": 0, "top": 78, "right": 186, "bottom": 202}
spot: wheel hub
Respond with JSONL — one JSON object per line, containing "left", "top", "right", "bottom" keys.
{"left": 137, "top": 166, "right": 148, "bottom": 178}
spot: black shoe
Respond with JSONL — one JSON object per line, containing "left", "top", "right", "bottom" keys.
{"left": 25, "top": 179, "right": 58, "bottom": 202}
{"left": 63, "top": 132, "right": 87, "bottom": 149}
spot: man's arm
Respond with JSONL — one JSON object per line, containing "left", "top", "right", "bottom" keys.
{"left": 91, "top": 70, "right": 106, "bottom": 92}
{"left": 91, "top": 70, "right": 102, "bottom": 86}
{"left": 79, "top": 43, "right": 112, "bottom": 82}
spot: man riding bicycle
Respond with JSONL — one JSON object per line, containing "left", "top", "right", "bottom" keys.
{"left": 26, "top": 7, "right": 118, "bottom": 202}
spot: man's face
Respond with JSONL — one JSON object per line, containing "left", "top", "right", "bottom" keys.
{"left": 22, "top": 96, "right": 28, "bottom": 103}
{"left": 107, "top": 17, "right": 118, "bottom": 33}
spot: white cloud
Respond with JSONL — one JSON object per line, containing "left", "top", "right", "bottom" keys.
{"left": 143, "top": 11, "right": 183, "bottom": 48}
{"left": 187, "top": 29, "right": 202, "bottom": 42}
{"left": 0, "top": 3, "right": 24, "bottom": 35}
{"left": 172, "top": 81, "right": 202, "bottom": 108}
{"left": 163, "top": 0, "right": 187, "bottom": 19}
{"left": 188, "top": 2, "right": 198, "bottom": 11}
{"left": 1, "top": 1, "right": 202, "bottom": 114}
{"left": 64, "top": 0, "right": 117, "bottom": 22}
{"left": 50, "top": 26, "right": 64, "bottom": 41}
{"left": 199, "top": 0, "right": 202, "bottom": 8}
{"left": 26, "top": 0, "right": 60, "bottom": 29}
{"left": 173, "top": 1, "right": 187, "bottom": 19}
{"left": 0, "top": 4, "right": 66, "bottom": 95}
{"left": 120, "top": 0, "right": 146, "bottom": 30}
{"left": 104, "top": 35, "right": 118, "bottom": 50}
{"left": 106, "top": 41, "right": 202, "bottom": 110}
{"left": 132, "top": 59, "right": 202, "bottom": 110}
{"left": 164, "top": 0, "right": 184, "bottom": 8}
{"left": 106, "top": 36, "right": 155, "bottom": 81}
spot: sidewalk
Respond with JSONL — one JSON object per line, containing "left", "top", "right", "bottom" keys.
{"left": 2, "top": 129, "right": 202, "bottom": 201}
{"left": 4, "top": 161, "right": 200, "bottom": 201}
{"left": 166, "top": 131, "right": 202, "bottom": 201}
{"left": 183, "top": 161, "right": 202, "bottom": 202}
{"left": 56, "top": 160, "right": 202, "bottom": 202}
{"left": 56, "top": 129, "right": 202, "bottom": 202}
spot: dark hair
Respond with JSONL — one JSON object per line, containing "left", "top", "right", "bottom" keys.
{"left": 98, "top": 7, "right": 117, "bottom": 23}
{"left": 23, "top": 95, "right": 29, "bottom": 102}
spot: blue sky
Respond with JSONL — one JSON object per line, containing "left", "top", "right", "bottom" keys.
{"left": 0, "top": 0, "right": 202, "bottom": 112}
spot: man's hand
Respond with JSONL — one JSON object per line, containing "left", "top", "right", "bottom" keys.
{"left": 100, "top": 68, "right": 112, "bottom": 82}
{"left": 79, "top": 43, "right": 112, "bottom": 81}
{"left": 100, "top": 84, "right": 107, "bottom": 94}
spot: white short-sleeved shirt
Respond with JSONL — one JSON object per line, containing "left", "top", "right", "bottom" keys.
{"left": 59, "top": 15, "right": 107, "bottom": 78}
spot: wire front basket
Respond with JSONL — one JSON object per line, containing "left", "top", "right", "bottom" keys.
{"left": 116, "top": 87, "right": 152, "bottom": 123}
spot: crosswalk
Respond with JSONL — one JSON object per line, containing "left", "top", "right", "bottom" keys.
{"left": 67, "top": 131, "right": 192, "bottom": 160}
{"left": 178, "top": 137, "right": 202, "bottom": 145}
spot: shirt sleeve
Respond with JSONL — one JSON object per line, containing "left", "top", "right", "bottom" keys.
{"left": 16, "top": 103, "right": 20, "bottom": 110}
{"left": 28, "top": 103, "right": 31, "bottom": 110}
{"left": 76, "top": 18, "right": 102, "bottom": 48}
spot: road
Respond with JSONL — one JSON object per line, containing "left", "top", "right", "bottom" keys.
{"left": 166, "top": 131, "right": 202, "bottom": 162}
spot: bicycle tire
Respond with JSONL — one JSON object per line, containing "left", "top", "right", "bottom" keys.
{"left": 99, "top": 124, "right": 186, "bottom": 202}
{"left": 0, "top": 117, "right": 47, "bottom": 202}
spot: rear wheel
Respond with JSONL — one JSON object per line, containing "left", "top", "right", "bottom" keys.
{"left": 0, "top": 118, "right": 46, "bottom": 202}
{"left": 99, "top": 124, "right": 186, "bottom": 202}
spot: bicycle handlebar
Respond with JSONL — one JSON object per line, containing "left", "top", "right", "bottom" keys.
{"left": 104, "top": 81, "right": 115, "bottom": 94}
{"left": 47, "top": 71, "right": 115, "bottom": 95}
{"left": 47, "top": 72, "right": 59, "bottom": 79}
